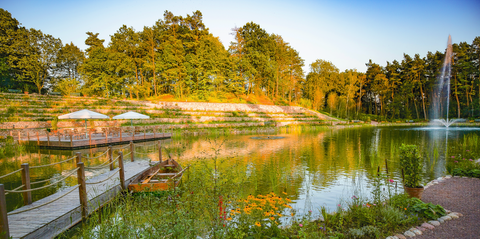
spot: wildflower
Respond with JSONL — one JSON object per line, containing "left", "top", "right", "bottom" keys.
{"left": 270, "top": 217, "right": 275, "bottom": 220}
{"left": 405, "top": 208, "right": 407, "bottom": 210}
{"left": 308, "top": 210, "right": 312, "bottom": 213}
{"left": 466, "top": 150, "right": 470, "bottom": 152}
{"left": 227, "top": 217, "right": 232, "bottom": 221}
{"left": 255, "top": 222, "right": 261, "bottom": 227}
{"left": 389, "top": 179, "right": 394, "bottom": 183}
{"left": 291, "top": 213, "right": 294, "bottom": 216}
{"left": 469, "top": 159, "right": 473, "bottom": 161}
{"left": 282, "top": 192, "right": 287, "bottom": 195}
{"left": 337, "top": 204, "right": 341, "bottom": 207}
{"left": 277, "top": 213, "right": 282, "bottom": 217}
{"left": 451, "top": 156, "right": 455, "bottom": 158}
{"left": 373, "top": 204, "right": 376, "bottom": 206}
{"left": 299, "top": 224, "right": 303, "bottom": 227}
{"left": 455, "top": 161, "right": 458, "bottom": 163}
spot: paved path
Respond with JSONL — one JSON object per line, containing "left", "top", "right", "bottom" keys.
{"left": 7, "top": 159, "right": 153, "bottom": 239}
{"left": 418, "top": 177, "right": 480, "bottom": 239}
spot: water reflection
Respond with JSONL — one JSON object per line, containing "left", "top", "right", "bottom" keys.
{"left": 1, "top": 126, "right": 478, "bottom": 215}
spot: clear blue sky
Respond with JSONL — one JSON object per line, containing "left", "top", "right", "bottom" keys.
{"left": 2, "top": 0, "right": 479, "bottom": 73}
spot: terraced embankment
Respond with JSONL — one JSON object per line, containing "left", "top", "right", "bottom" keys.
{"left": 0, "top": 93, "right": 337, "bottom": 138}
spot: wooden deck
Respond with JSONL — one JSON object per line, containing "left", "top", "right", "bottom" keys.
{"left": 6, "top": 159, "right": 156, "bottom": 239}
{"left": 28, "top": 132, "right": 172, "bottom": 149}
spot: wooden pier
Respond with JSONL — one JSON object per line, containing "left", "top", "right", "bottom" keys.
{"left": 0, "top": 141, "right": 170, "bottom": 239}
{"left": 29, "top": 132, "right": 172, "bottom": 149}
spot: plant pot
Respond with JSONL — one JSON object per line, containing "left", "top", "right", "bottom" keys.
{"left": 404, "top": 186, "right": 424, "bottom": 199}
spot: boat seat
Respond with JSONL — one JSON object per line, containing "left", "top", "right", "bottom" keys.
{"left": 157, "top": 173, "right": 177, "bottom": 176}
{"left": 163, "top": 164, "right": 175, "bottom": 167}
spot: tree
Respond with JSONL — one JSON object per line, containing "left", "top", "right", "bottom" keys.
{"left": 16, "top": 29, "right": 62, "bottom": 93}
{"left": 327, "top": 92, "right": 338, "bottom": 115}
{"left": 55, "top": 78, "right": 79, "bottom": 96}
{"left": 56, "top": 42, "right": 84, "bottom": 82}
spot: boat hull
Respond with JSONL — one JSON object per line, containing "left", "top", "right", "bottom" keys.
{"left": 128, "top": 159, "right": 183, "bottom": 192}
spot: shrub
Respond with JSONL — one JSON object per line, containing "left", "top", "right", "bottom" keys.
{"left": 407, "top": 197, "right": 446, "bottom": 220}
{"left": 399, "top": 144, "right": 423, "bottom": 188}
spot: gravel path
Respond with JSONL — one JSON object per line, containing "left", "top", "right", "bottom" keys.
{"left": 417, "top": 177, "right": 480, "bottom": 239}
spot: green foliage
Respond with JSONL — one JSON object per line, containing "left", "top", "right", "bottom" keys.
{"left": 407, "top": 197, "right": 446, "bottom": 220}
{"left": 399, "top": 144, "right": 423, "bottom": 188}
{"left": 346, "top": 225, "right": 380, "bottom": 239}
{"left": 51, "top": 117, "right": 58, "bottom": 131}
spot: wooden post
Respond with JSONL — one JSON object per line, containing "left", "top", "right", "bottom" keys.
{"left": 143, "top": 126, "right": 146, "bottom": 140}
{"left": 46, "top": 131, "right": 50, "bottom": 146}
{"left": 57, "top": 132, "right": 61, "bottom": 143}
{"left": 76, "top": 152, "right": 82, "bottom": 164}
{"left": 0, "top": 184, "right": 9, "bottom": 239}
{"left": 158, "top": 141, "right": 162, "bottom": 162}
{"left": 401, "top": 168, "right": 405, "bottom": 184}
{"left": 21, "top": 163, "right": 32, "bottom": 205}
{"left": 76, "top": 162, "right": 88, "bottom": 220}
{"left": 117, "top": 152, "right": 125, "bottom": 190}
{"left": 385, "top": 159, "right": 388, "bottom": 174}
{"left": 105, "top": 129, "right": 108, "bottom": 144}
{"left": 130, "top": 141, "right": 134, "bottom": 162}
{"left": 17, "top": 131, "right": 21, "bottom": 143}
{"left": 108, "top": 146, "right": 113, "bottom": 171}
{"left": 89, "top": 131, "right": 92, "bottom": 146}
{"left": 120, "top": 129, "right": 122, "bottom": 142}
{"left": 132, "top": 126, "right": 135, "bottom": 141}
{"left": 27, "top": 132, "right": 30, "bottom": 142}
{"left": 36, "top": 132, "right": 40, "bottom": 146}
{"left": 153, "top": 126, "right": 156, "bottom": 138}
{"left": 70, "top": 133, "right": 73, "bottom": 147}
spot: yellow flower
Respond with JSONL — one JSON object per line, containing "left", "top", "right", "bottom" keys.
{"left": 270, "top": 217, "right": 275, "bottom": 220}
{"left": 282, "top": 192, "right": 287, "bottom": 195}
{"left": 291, "top": 213, "right": 294, "bottom": 216}
{"left": 227, "top": 217, "right": 232, "bottom": 221}
{"left": 255, "top": 221, "right": 261, "bottom": 227}
{"left": 277, "top": 213, "right": 282, "bottom": 217}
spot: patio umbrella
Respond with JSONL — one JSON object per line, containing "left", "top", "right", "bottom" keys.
{"left": 58, "top": 109, "right": 110, "bottom": 136}
{"left": 112, "top": 111, "right": 150, "bottom": 126}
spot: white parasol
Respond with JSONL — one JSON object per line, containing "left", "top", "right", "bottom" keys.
{"left": 112, "top": 111, "right": 150, "bottom": 126}
{"left": 58, "top": 109, "right": 110, "bottom": 136}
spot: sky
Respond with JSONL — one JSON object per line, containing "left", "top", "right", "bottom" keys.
{"left": 2, "top": 0, "right": 479, "bottom": 73}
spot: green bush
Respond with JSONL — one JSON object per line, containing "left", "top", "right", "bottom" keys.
{"left": 399, "top": 144, "right": 423, "bottom": 188}
{"left": 407, "top": 197, "right": 446, "bottom": 220}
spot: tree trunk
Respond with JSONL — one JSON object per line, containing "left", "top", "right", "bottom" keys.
{"left": 357, "top": 81, "right": 362, "bottom": 116}
{"left": 412, "top": 89, "right": 419, "bottom": 119}
{"left": 454, "top": 75, "right": 460, "bottom": 118}
{"left": 420, "top": 84, "right": 427, "bottom": 120}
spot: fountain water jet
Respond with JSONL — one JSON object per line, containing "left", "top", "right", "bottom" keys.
{"left": 430, "top": 35, "right": 457, "bottom": 127}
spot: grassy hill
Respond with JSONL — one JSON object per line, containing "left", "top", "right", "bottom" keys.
{"left": 0, "top": 93, "right": 337, "bottom": 138}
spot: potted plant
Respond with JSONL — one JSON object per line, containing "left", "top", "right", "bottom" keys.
{"left": 400, "top": 144, "right": 424, "bottom": 199}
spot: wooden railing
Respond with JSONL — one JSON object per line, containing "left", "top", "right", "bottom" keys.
{"left": 0, "top": 140, "right": 165, "bottom": 238}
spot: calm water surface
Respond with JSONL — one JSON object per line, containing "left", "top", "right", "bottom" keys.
{"left": 1, "top": 126, "right": 479, "bottom": 215}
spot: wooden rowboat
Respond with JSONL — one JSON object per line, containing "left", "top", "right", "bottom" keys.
{"left": 128, "top": 159, "right": 185, "bottom": 192}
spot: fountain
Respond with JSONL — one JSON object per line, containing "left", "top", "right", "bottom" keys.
{"left": 430, "top": 35, "right": 459, "bottom": 127}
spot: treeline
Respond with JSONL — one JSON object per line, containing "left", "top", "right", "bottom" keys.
{"left": 1, "top": 9, "right": 479, "bottom": 119}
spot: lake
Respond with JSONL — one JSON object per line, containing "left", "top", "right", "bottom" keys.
{"left": 1, "top": 125, "right": 479, "bottom": 216}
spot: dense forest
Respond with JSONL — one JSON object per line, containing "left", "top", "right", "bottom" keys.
{"left": 1, "top": 9, "right": 479, "bottom": 120}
